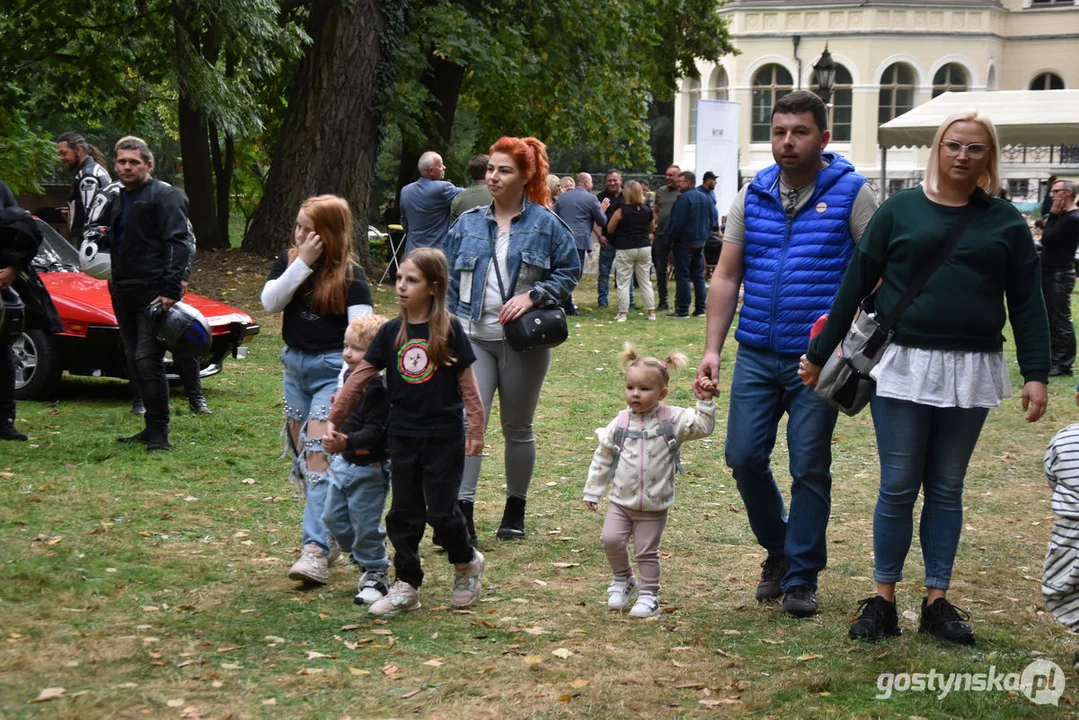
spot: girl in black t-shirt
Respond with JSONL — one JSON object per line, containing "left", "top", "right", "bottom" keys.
{"left": 326, "top": 248, "right": 487, "bottom": 616}
{"left": 261, "top": 195, "right": 373, "bottom": 587}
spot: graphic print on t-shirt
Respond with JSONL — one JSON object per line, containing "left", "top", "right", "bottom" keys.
{"left": 397, "top": 338, "right": 435, "bottom": 384}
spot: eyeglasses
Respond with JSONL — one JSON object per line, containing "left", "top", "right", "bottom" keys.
{"left": 940, "top": 140, "right": 989, "bottom": 158}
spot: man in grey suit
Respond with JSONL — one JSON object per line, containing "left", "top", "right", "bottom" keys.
{"left": 554, "top": 172, "right": 606, "bottom": 315}
{"left": 400, "top": 151, "right": 463, "bottom": 252}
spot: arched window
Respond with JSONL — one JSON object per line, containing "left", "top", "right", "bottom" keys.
{"left": 932, "top": 63, "right": 968, "bottom": 97}
{"left": 712, "top": 67, "right": 729, "bottom": 101}
{"left": 878, "top": 63, "right": 916, "bottom": 124}
{"left": 687, "top": 77, "right": 701, "bottom": 143}
{"left": 811, "top": 64, "right": 853, "bottom": 142}
{"left": 752, "top": 64, "right": 794, "bottom": 141}
{"left": 1031, "top": 72, "right": 1065, "bottom": 90}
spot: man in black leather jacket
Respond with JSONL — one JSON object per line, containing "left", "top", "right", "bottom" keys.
{"left": 105, "top": 136, "right": 192, "bottom": 451}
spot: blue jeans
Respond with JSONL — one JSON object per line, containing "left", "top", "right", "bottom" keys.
{"left": 597, "top": 243, "right": 615, "bottom": 306}
{"left": 280, "top": 346, "right": 344, "bottom": 552}
{"left": 672, "top": 245, "right": 706, "bottom": 314}
{"left": 725, "top": 345, "right": 839, "bottom": 591}
{"left": 870, "top": 394, "right": 988, "bottom": 589}
{"left": 322, "top": 455, "right": 390, "bottom": 571}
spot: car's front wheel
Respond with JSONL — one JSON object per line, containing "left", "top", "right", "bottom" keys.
{"left": 12, "top": 329, "right": 63, "bottom": 401}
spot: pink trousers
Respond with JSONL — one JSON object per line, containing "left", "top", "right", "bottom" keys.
{"left": 600, "top": 503, "right": 669, "bottom": 593}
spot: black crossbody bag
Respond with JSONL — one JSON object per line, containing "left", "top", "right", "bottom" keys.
{"left": 487, "top": 237, "right": 568, "bottom": 352}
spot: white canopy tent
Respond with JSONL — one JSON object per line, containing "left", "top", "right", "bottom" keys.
{"left": 876, "top": 89, "right": 1079, "bottom": 201}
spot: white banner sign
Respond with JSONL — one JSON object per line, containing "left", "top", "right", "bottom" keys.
{"left": 695, "top": 100, "right": 740, "bottom": 220}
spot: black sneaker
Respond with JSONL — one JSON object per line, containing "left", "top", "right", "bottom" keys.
{"left": 691, "top": 309, "right": 707, "bottom": 317}
{"left": 188, "top": 395, "right": 212, "bottom": 414}
{"left": 0, "top": 422, "right": 27, "bottom": 441}
{"left": 131, "top": 397, "right": 146, "bottom": 415}
{"left": 117, "top": 429, "right": 149, "bottom": 444}
{"left": 918, "top": 597, "right": 975, "bottom": 644}
{"left": 849, "top": 595, "right": 902, "bottom": 641}
{"left": 782, "top": 585, "right": 818, "bottom": 617}
{"left": 656, "top": 302, "right": 670, "bottom": 312}
{"left": 755, "top": 555, "right": 786, "bottom": 602}
{"left": 666, "top": 311, "right": 690, "bottom": 319}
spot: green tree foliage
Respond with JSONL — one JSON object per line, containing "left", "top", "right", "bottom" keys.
{"left": 385, "top": 0, "right": 735, "bottom": 177}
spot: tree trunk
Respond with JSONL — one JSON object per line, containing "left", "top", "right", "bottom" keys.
{"left": 209, "top": 119, "right": 234, "bottom": 245}
{"left": 178, "top": 94, "right": 228, "bottom": 249}
{"left": 395, "top": 50, "right": 465, "bottom": 196}
{"left": 243, "top": 0, "right": 404, "bottom": 275}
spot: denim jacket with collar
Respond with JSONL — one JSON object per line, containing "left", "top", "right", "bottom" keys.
{"left": 444, "top": 197, "right": 581, "bottom": 323}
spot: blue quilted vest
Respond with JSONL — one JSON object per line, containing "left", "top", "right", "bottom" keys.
{"left": 736, "top": 152, "right": 866, "bottom": 355}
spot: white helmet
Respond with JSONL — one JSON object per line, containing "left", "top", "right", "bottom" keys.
{"left": 79, "top": 226, "right": 112, "bottom": 280}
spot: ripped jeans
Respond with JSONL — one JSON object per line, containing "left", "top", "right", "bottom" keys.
{"left": 280, "top": 346, "right": 344, "bottom": 552}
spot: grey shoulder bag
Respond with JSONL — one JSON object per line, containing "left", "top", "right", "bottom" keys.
{"left": 815, "top": 190, "right": 983, "bottom": 416}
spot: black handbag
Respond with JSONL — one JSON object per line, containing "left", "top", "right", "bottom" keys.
{"left": 815, "top": 190, "right": 984, "bottom": 415}
{"left": 487, "top": 239, "right": 568, "bottom": 352}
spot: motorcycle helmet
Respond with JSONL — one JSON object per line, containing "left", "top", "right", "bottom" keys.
{"left": 150, "top": 301, "right": 212, "bottom": 356}
{"left": 79, "top": 226, "right": 112, "bottom": 279}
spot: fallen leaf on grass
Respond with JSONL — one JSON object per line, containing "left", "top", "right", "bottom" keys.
{"left": 676, "top": 683, "right": 706, "bottom": 689}
{"left": 812, "top": 691, "right": 831, "bottom": 697}
{"left": 348, "top": 667, "right": 370, "bottom": 676}
{"left": 797, "top": 653, "right": 823, "bottom": 661}
{"left": 422, "top": 659, "right": 443, "bottom": 667}
{"left": 722, "top": 629, "right": 741, "bottom": 635}
{"left": 382, "top": 664, "right": 400, "bottom": 676}
{"left": 261, "top": 699, "right": 276, "bottom": 706}
{"left": 30, "top": 687, "right": 65, "bottom": 703}
{"left": 371, "top": 629, "right": 393, "bottom": 635}
{"left": 166, "top": 699, "right": 185, "bottom": 707}
{"left": 569, "top": 679, "right": 589, "bottom": 689}
{"left": 430, "top": 632, "right": 438, "bottom": 639}
{"left": 551, "top": 648, "right": 573, "bottom": 659}
{"left": 305, "top": 651, "right": 333, "bottom": 660}
{"left": 216, "top": 646, "right": 242, "bottom": 653}
{"left": 242, "top": 478, "right": 257, "bottom": 485}
{"left": 761, "top": 639, "right": 782, "bottom": 645}
{"left": 523, "top": 627, "right": 546, "bottom": 636}
{"left": 340, "top": 624, "right": 360, "bottom": 631}
{"left": 534, "top": 579, "right": 548, "bottom": 587}
{"left": 296, "top": 668, "right": 324, "bottom": 675}
{"left": 220, "top": 663, "right": 242, "bottom": 670}
{"left": 699, "top": 697, "right": 742, "bottom": 707}
{"left": 400, "top": 689, "right": 422, "bottom": 699}
{"left": 233, "top": 531, "right": 250, "bottom": 538}
{"left": 264, "top": 636, "right": 285, "bottom": 645}
{"left": 551, "top": 562, "right": 580, "bottom": 568}
{"left": 901, "top": 610, "right": 918, "bottom": 621}
{"left": 113, "top": 683, "right": 139, "bottom": 689}
{"left": 522, "top": 656, "right": 544, "bottom": 665}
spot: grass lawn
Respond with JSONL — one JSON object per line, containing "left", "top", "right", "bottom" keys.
{"left": 1, "top": 256, "right": 1077, "bottom": 719}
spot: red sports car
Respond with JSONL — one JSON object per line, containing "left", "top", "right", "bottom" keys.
{"left": 12, "top": 219, "right": 260, "bottom": 400}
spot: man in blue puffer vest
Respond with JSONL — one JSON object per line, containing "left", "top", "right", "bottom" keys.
{"left": 697, "top": 91, "right": 878, "bottom": 617}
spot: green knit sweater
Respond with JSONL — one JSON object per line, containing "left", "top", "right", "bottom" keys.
{"left": 807, "top": 187, "right": 1050, "bottom": 384}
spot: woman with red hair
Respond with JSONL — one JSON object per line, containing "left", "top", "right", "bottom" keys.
{"left": 261, "top": 195, "right": 374, "bottom": 587}
{"left": 443, "top": 137, "right": 580, "bottom": 542}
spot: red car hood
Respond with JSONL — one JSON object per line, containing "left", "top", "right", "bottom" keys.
{"left": 42, "top": 272, "right": 254, "bottom": 333}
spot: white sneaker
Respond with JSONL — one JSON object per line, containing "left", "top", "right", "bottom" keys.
{"left": 326, "top": 536, "right": 344, "bottom": 567}
{"left": 355, "top": 569, "right": 391, "bottom": 605}
{"left": 629, "top": 591, "right": 661, "bottom": 618}
{"left": 288, "top": 542, "right": 328, "bottom": 585}
{"left": 369, "top": 580, "right": 421, "bottom": 616}
{"left": 607, "top": 575, "right": 638, "bottom": 610}
{"left": 451, "top": 549, "right": 486, "bottom": 608}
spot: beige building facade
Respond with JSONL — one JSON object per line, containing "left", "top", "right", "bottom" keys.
{"left": 674, "top": 0, "right": 1079, "bottom": 204}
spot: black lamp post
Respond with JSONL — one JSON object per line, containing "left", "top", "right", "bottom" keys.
{"left": 812, "top": 43, "right": 837, "bottom": 129}
{"left": 813, "top": 44, "right": 836, "bottom": 104}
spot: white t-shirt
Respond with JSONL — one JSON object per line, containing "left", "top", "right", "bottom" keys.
{"left": 468, "top": 230, "right": 512, "bottom": 342}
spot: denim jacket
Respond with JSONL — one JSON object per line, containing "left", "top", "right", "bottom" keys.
{"left": 444, "top": 197, "right": 581, "bottom": 322}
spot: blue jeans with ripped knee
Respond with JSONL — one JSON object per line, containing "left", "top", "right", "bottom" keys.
{"left": 280, "top": 346, "right": 344, "bottom": 552}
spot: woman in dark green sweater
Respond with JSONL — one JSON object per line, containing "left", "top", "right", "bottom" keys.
{"left": 800, "top": 110, "right": 1050, "bottom": 645}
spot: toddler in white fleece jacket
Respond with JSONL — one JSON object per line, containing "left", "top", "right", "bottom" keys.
{"left": 583, "top": 343, "right": 717, "bottom": 617}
